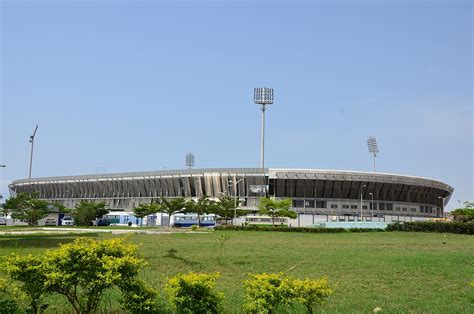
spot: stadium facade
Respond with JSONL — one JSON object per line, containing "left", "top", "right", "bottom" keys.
{"left": 9, "top": 168, "right": 453, "bottom": 221}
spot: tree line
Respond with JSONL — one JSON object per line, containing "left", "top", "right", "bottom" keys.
{"left": 0, "top": 192, "right": 298, "bottom": 227}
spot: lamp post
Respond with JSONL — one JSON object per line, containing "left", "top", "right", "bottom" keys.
{"left": 438, "top": 196, "right": 444, "bottom": 218}
{"left": 28, "top": 125, "right": 39, "bottom": 179}
{"left": 369, "top": 192, "right": 374, "bottom": 218}
{"left": 254, "top": 88, "right": 273, "bottom": 197}
{"left": 229, "top": 178, "right": 244, "bottom": 225}
{"left": 360, "top": 184, "right": 366, "bottom": 221}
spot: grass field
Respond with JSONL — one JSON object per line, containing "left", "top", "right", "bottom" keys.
{"left": 0, "top": 231, "right": 473, "bottom": 313}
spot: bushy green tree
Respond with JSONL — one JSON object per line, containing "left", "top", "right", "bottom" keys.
{"left": 165, "top": 272, "right": 222, "bottom": 313}
{"left": 72, "top": 201, "right": 108, "bottom": 226}
{"left": 3, "top": 192, "right": 50, "bottom": 226}
{"left": 185, "top": 196, "right": 215, "bottom": 227}
{"left": 258, "top": 197, "right": 297, "bottom": 226}
{"left": 213, "top": 196, "right": 247, "bottom": 224}
{"left": 452, "top": 201, "right": 474, "bottom": 222}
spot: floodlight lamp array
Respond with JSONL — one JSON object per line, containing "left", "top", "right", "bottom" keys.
{"left": 254, "top": 87, "right": 274, "bottom": 105}
{"left": 185, "top": 153, "right": 195, "bottom": 168}
{"left": 367, "top": 136, "right": 379, "bottom": 154}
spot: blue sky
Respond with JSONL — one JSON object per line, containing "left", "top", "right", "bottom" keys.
{"left": 1, "top": 1, "right": 472, "bottom": 210}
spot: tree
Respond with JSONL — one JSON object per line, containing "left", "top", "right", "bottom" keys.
{"left": 258, "top": 197, "right": 297, "bottom": 226}
{"left": 452, "top": 201, "right": 474, "bottom": 222}
{"left": 185, "top": 196, "right": 214, "bottom": 227}
{"left": 72, "top": 201, "right": 108, "bottom": 226}
{"left": 132, "top": 203, "right": 160, "bottom": 227}
{"left": 3, "top": 192, "right": 50, "bottom": 226}
{"left": 213, "top": 196, "right": 247, "bottom": 225}
{"left": 159, "top": 197, "right": 186, "bottom": 227}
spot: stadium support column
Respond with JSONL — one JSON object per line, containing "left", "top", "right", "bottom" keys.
{"left": 438, "top": 196, "right": 444, "bottom": 218}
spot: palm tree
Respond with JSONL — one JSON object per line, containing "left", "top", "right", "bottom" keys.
{"left": 132, "top": 203, "right": 159, "bottom": 227}
{"left": 159, "top": 197, "right": 186, "bottom": 227}
{"left": 184, "top": 196, "right": 214, "bottom": 227}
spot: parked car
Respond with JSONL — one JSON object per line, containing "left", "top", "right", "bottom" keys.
{"left": 96, "top": 219, "right": 110, "bottom": 226}
{"left": 61, "top": 216, "right": 74, "bottom": 226}
{"left": 0, "top": 217, "right": 6, "bottom": 226}
{"left": 44, "top": 218, "right": 57, "bottom": 226}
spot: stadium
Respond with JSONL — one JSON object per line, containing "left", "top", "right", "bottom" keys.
{"left": 8, "top": 167, "right": 453, "bottom": 226}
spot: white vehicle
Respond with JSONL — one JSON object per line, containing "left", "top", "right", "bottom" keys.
{"left": 61, "top": 216, "right": 74, "bottom": 226}
{"left": 0, "top": 216, "right": 6, "bottom": 226}
{"left": 44, "top": 218, "right": 57, "bottom": 226}
{"left": 245, "top": 215, "right": 289, "bottom": 226}
{"left": 171, "top": 213, "right": 216, "bottom": 227}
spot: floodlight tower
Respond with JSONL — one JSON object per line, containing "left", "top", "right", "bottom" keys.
{"left": 28, "top": 125, "right": 39, "bottom": 179}
{"left": 367, "top": 136, "right": 379, "bottom": 173}
{"left": 185, "top": 153, "right": 195, "bottom": 170}
{"left": 254, "top": 88, "right": 274, "bottom": 170}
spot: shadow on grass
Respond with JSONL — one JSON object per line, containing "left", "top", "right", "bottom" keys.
{"left": 0, "top": 233, "right": 100, "bottom": 248}
{"left": 164, "top": 248, "right": 200, "bottom": 266}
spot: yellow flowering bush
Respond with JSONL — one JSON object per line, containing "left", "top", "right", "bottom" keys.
{"left": 244, "top": 273, "right": 333, "bottom": 313}
{"left": 3, "top": 237, "right": 159, "bottom": 314}
{"left": 165, "top": 272, "right": 222, "bottom": 313}
{"left": 0, "top": 277, "right": 21, "bottom": 313}
{"left": 289, "top": 277, "right": 333, "bottom": 313}
{"left": 3, "top": 253, "right": 48, "bottom": 313}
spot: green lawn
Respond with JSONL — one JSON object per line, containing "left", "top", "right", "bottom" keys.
{"left": 0, "top": 231, "right": 473, "bottom": 313}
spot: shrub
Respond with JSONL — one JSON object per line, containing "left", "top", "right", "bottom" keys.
{"left": 243, "top": 273, "right": 289, "bottom": 313}
{"left": 42, "top": 237, "right": 147, "bottom": 313}
{"left": 214, "top": 225, "right": 384, "bottom": 233}
{"left": 2, "top": 238, "right": 158, "bottom": 314}
{"left": 0, "top": 278, "right": 21, "bottom": 314}
{"left": 119, "top": 280, "right": 160, "bottom": 314}
{"left": 387, "top": 221, "right": 474, "bottom": 235}
{"left": 3, "top": 254, "right": 48, "bottom": 313}
{"left": 289, "top": 277, "right": 333, "bottom": 313}
{"left": 165, "top": 272, "right": 222, "bottom": 313}
{"left": 243, "top": 273, "right": 333, "bottom": 313}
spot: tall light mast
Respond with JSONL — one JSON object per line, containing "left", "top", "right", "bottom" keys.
{"left": 367, "top": 136, "right": 379, "bottom": 173}
{"left": 185, "top": 153, "right": 195, "bottom": 171}
{"left": 28, "top": 125, "right": 39, "bottom": 179}
{"left": 253, "top": 88, "right": 274, "bottom": 170}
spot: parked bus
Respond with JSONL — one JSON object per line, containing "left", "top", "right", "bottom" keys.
{"left": 171, "top": 213, "right": 216, "bottom": 228}
{"left": 245, "top": 215, "right": 289, "bottom": 226}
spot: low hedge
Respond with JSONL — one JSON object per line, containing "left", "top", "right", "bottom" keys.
{"left": 214, "top": 225, "right": 384, "bottom": 233}
{"left": 216, "top": 222, "right": 474, "bottom": 235}
{"left": 386, "top": 221, "right": 474, "bottom": 235}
